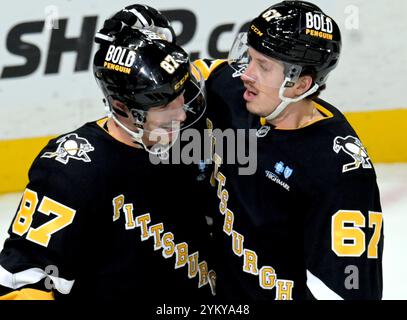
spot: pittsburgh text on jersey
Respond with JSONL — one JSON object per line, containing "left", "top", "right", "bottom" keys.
{"left": 112, "top": 194, "right": 216, "bottom": 295}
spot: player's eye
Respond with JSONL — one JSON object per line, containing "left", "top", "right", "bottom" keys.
{"left": 259, "top": 63, "right": 271, "bottom": 72}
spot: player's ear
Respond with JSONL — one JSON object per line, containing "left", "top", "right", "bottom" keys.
{"left": 295, "top": 75, "right": 313, "bottom": 96}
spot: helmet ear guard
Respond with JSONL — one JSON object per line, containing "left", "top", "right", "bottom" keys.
{"left": 130, "top": 109, "right": 146, "bottom": 126}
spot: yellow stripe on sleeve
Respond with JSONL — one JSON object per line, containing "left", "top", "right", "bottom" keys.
{"left": 192, "top": 59, "right": 226, "bottom": 80}
{"left": 0, "top": 288, "right": 54, "bottom": 300}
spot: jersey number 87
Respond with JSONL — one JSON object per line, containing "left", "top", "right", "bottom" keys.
{"left": 12, "top": 188, "right": 76, "bottom": 247}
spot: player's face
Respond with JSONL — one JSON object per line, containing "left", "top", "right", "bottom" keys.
{"left": 240, "top": 48, "right": 286, "bottom": 117}
{"left": 142, "top": 93, "right": 187, "bottom": 145}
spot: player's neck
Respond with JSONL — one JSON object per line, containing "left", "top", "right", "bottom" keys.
{"left": 106, "top": 118, "right": 143, "bottom": 149}
{"left": 270, "top": 99, "right": 323, "bottom": 129}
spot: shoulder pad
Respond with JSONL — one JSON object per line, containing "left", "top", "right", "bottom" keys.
{"left": 192, "top": 59, "right": 227, "bottom": 80}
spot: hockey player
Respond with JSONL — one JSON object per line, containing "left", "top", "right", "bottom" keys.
{"left": 91, "top": 1, "right": 384, "bottom": 300}
{"left": 0, "top": 6, "right": 215, "bottom": 301}
{"left": 198, "top": 1, "right": 384, "bottom": 300}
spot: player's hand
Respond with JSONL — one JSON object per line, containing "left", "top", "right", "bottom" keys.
{"left": 95, "top": 4, "right": 176, "bottom": 44}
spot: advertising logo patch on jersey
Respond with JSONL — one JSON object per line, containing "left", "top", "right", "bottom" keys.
{"left": 274, "top": 161, "right": 293, "bottom": 179}
{"left": 265, "top": 161, "right": 293, "bottom": 191}
{"left": 333, "top": 135, "right": 372, "bottom": 173}
{"left": 41, "top": 133, "right": 95, "bottom": 165}
{"left": 283, "top": 166, "right": 293, "bottom": 179}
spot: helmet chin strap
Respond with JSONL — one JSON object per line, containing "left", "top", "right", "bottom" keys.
{"left": 105, "top": 103, "right": 178, "bottom": 156}
{"left": 264, "top": 79, "right": 319, "bottom": 121}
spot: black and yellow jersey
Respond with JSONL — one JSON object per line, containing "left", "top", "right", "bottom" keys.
{"left": 194, "top": 59, "right": 383, "bottom": 300}
{"left": 0, "top": 119, "right": 215, "bottom": 301}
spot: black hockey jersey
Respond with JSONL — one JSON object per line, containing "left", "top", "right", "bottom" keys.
{"left": 0, "top": 119, "right": 215, "bottom": 301}
{"left": 195, "top": 59, "right": 383, "bottom": 300}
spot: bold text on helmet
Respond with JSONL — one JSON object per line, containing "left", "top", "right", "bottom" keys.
{"left": 305, "top": 29, "right": 333, "bottom": 40}
{"left": 305, "top": 12, "right": 333, "bottom": 34}
{"left": 105, "top": 45, "right": 136, "bottom": 68}
{"left": 103, "top": 62, "right": 131, "bottom": 74}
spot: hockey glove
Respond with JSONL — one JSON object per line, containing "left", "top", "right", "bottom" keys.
{"left": 95, "top": 4, "right": 176, "bottom": 44}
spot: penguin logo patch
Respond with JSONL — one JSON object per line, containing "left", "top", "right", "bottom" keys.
{"left": 333, "top": 135, "right": 372, "bottom": 172}
{"left": 42, "top": 133, "right": 95, "bottom": 164}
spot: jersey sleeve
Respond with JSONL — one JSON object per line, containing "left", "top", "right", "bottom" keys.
{"left": 192, "top": 59, "right": 227, "bottom": 81}
{"left": 304, "top": 168, "right": 383, "bottom": 300}
{"left": 0, "top": 138, "right": 98, "bottom": 299}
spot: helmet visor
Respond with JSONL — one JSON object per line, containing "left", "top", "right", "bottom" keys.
{"left": 143, "top": 62, "right": 205, "bottom": 132}
{"left": 228, "top": 32, "right": 303, "bottom": 90}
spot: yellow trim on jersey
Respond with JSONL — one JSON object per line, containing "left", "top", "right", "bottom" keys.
{"left": 259, "top": 107, "right": 407, "bottom": 163}
{"left": 259, "top": 101, "right": 333, "bottom": 128}
{"left": 0, "top": 288, "right": 54, "bottom": 300}
{"left": 96, "top": 117, "right": 145, "bottom": 150}
{"left": 313, "top": 101, "right": 334, "bottom": 118}
{"left": 296, "top": 101, "right": 334, "bottom": 128}
{"left": 0, "top": 109, "right": 406, "bottom": 194}
{"left": 192, "top": 59, "right": 226, "bottom": 81}
{"left": 96, "top": 117, "right": 109, "bottom": 133}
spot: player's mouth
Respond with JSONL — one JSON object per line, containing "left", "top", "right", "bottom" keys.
{"left": 243, "top": 85, "right": 259, "bottom": 102}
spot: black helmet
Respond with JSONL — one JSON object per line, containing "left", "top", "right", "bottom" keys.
{"left": 93, "top": 28, "right": 206, "bottom": 150}
{"left": 247, "top": 1, "right": 341, "bottom": 85}
{"left": 94, "top": 28, "right": 192, "bottom": 111}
